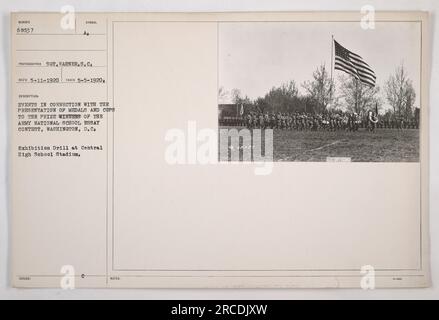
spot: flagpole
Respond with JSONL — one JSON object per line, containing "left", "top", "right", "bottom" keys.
{"left": 330, "top": 35, "right": 334, "bottom": 103}
{"left": 330, "top": 35, "right": 334, "bottom": 82}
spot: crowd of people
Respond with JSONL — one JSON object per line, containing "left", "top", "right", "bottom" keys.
{"left": 219, "top": 111, "right": 418, "bottom": 131}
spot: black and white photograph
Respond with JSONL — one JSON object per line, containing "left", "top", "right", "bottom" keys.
{"left": 218, "top": 21, "right": 421, "bottom": 162}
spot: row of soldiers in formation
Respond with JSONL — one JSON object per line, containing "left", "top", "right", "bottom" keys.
{"left": 220, "top": 111, "right": 419, "bottom": 131}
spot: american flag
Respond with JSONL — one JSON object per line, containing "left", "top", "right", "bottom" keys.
{"left": 334, "top": 39, "right": 376, "bottom": 87}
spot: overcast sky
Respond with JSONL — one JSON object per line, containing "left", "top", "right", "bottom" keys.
{"left": 219, "top": 21, "right": 421, "bottom": 110}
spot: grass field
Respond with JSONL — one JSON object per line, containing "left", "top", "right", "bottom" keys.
{"left": 220, "top": 127, "right": 419, "bottom": 162}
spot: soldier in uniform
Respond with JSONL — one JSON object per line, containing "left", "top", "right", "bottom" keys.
{"left": 397, "top": 116, "right": 404, "bottom": 130}
{"left": 258, "top": 112, "right": 264, "bottom": 129}
{"left": 264, "top": 113, "right": 270, "bottom": 129}
{"left": 246, "top": 113, "right": 252, "bottom": 129}
{"left": 270, "top": 113, "right": 276, "bottom": 129}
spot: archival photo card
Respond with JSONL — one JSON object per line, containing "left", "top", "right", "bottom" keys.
{"left": 11, "top": 11, "right": 430, "bottom": 288}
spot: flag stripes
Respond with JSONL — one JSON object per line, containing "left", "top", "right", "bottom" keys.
{"left": 334, "top": 40, "right": 376, "bottom": 87}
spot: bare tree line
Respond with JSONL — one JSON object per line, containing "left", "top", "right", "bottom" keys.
{"left": 219, "top": 62, "right": 417, "bottom": 120}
